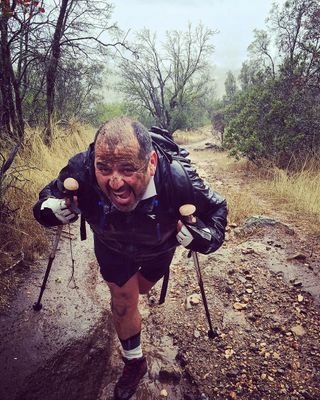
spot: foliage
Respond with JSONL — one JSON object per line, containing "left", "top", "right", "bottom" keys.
{"left": 222, "top": 0, "right": 320, "bottom": 168}
{"left": 0, "top": 0, "right": 130, "bottom": 209}
{"left": 223, "top": 71, "right": 237, "bottom": 104}
{"left": 118, "top": 24, "right": 216, "bottom": 135}
{"left": 94, "top": 102, "right": 127, "bottom": 126}
{"left": 224, "top": 76, "right": 320, "bottom": 167}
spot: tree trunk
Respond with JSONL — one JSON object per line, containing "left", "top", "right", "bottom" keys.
{"left": 44, "top": 0, "right": 69, "bottom": 145}
{"left": 0, "top": 14, "right": 24, "bottom": 142}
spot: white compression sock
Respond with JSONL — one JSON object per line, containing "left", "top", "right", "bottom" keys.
{"left": 122, "top": 344, "right": 143, "bottom": 360}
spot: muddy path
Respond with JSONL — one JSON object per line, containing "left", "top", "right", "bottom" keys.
{"left": 1, "top": 143, "right": 320, "bottom": 400}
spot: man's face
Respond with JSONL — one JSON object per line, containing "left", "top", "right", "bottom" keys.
{"left": 94, "top": 136, "right": 157, "bottom": 212}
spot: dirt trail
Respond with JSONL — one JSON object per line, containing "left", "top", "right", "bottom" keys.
{"left": 0, "top": 142, "right": 319, "bottom": 400}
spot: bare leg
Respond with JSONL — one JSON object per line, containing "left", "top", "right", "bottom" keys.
{"left": 107, "top": 273, "right": 141, "bottom": 340}
{"left": 109, "top": 272, "right": 159, "bottom": 399}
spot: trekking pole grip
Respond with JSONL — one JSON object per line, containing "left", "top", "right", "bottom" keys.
{"left": 63, "top": 177, "right": 79, "bottom": 194}
{"left": 179, "top": 204, "right": 196, "bottom": 223}
{"left": 63, "top": 177, "right": 80, "bottom": 212}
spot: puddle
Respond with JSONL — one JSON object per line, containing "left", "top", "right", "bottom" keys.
{"left": 14, "top": 314, "right": 113, "bottom": 400}
{"left": 265, "top": 255, "right": 320, "bottom": 302}
{"left": 0, "top": 228, "right": 112, "bottom": 400}
{"left": 239, "top": 239, "right": 320, "bottom": 304}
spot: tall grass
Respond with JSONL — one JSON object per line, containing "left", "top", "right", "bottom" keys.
{"left": 223, "top": 189, "right": 263, "bottom": 225}
{"left": 0, "top": 121, "right": 94, "bottom": 272}
{"left": 222, "top": 160, "right": 320, "bottom": 231}
{"left": 264, "top": 167, "right": 320, "bottom": 223}
{"left": 223, "top": 159, "right": 320, "bottom": 232}
{"left": 173, "top": 126, "right": 212, "bottom": 145}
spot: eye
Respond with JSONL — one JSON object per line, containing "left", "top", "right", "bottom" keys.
{"left": 96, "top": 164, "right": 112, "bottom": 175}
{"left": 121, "top": 166, "right": 136, "bottom": 176}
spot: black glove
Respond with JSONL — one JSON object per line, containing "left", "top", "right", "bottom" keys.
{"left": 177, "top": 217, "right": 212, "bottom": 253}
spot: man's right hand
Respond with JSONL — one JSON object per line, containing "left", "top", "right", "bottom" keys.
{"left": 40, "top": 198, "right": 78, "bottom": 224}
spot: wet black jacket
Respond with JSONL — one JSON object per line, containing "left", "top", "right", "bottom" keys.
{"left": 33, "top": 141, "right": 227, "bottom": 261}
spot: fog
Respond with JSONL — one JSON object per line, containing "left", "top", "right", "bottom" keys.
{"left": 107, "top": 0, "right": 286, "bottom": 98}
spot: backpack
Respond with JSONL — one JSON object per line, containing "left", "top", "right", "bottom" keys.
{"left": 149, "top": 127, "right": 194, "bottom": 304}
{"left": 149, "top": 126, "right": 194, "bottom": 211}
{"left": 149, "top": 126, "right": 190, "bottom": 159}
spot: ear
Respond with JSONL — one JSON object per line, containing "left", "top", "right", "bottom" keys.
{"left": 149, "top": 151, "right": 157, "bottom": 176}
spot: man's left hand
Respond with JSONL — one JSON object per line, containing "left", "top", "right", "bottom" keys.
{"left": 176, "top": 218, "right": 212, "bottom": 250}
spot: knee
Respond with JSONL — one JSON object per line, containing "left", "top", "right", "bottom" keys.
{"left": 110, "top": 292, "right": 138, "bottom": 319}
{"left": 111, "top": 300, "right": 128, "bottom": 319}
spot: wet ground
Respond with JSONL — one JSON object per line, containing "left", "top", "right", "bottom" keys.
{"left": 0, "top": 143, "right": 320, "bottom": 400}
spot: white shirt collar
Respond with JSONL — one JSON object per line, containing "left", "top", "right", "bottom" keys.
{"left": 141, "top": 176, "right": 157, "bottom": 200}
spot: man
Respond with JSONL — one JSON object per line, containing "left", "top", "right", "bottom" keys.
{"left": 33, "top": 117, "right": 227, "bottom": 400}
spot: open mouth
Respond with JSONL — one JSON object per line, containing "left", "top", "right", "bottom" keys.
{"left": 110, "top": 188, "right": 132, "bottom": 205}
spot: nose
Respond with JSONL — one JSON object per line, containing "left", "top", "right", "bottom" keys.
{"left": 109, "top": 173, "right": 124, "bottom": 190}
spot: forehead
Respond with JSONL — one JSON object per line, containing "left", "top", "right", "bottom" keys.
{"left": 95, "top": 135, "right": 141, "bottom": 162}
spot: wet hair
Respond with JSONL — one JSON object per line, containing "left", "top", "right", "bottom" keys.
{"left": 94, "top": 117, "right": 153, "bottom": 161}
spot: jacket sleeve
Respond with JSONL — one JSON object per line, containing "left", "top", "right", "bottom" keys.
{"left": 175, "top": 160, "right": 228, "bottom": 254}
{"left": 33, "top": 152, "right": 86, "bottom": 227}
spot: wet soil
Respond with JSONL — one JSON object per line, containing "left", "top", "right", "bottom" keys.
{"left": 0, "top": 142, "right": 320, "bottom": 400}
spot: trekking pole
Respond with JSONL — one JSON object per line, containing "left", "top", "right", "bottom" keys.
{"left": 33, "top": 177, "right": 79, "bottom": 311}
{"left": 179, "top": 204, "right": 218, "bottom": 339}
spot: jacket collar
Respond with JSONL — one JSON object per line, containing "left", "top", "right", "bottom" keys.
{"left": 141, "top": 176, "right": 157, "bottom": 200}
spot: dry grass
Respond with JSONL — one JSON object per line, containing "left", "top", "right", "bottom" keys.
{"left": 214, "top": 152, "right": 320, "bottom": 233}
{"left": 223, "top": 189, "right": 264, "bottom": 226}
{"left": 0, "top": 121, "right": 94, "bottom": 309}
{"left": 173, "top": 126, "right": 213, "bottom": 145}
{"left": 186, "top": 149, "right": 265, "bottom": 225}
{"left": 185, "top": 139, "right": 320, "bottom": 232}
{"left": 256, "top": 167, "right": 320, "bottom": 232}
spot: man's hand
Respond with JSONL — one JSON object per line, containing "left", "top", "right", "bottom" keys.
{"left": 176, "top": 218, "right": 212, "bottom": 250}
{"left": 40, "top": 198, "right": 78, "bottom": 224}
{"left": 176, "top": 223, "right": 194, "bottom": 247}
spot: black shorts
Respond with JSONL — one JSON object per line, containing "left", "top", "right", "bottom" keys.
{"left": 94, "top": 236, "right": 176, "bottom": 287}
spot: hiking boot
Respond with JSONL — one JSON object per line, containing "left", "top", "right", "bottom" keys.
{"left": 114, "top": 356, "right": 147, "bottom": 400}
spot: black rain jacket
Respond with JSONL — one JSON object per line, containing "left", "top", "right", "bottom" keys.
{"left": 33, "top": 142, "right": 228, "bottom": 261}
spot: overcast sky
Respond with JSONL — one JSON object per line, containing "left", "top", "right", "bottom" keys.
{"left": 109, "top": 0, "right": 285, "bottom": 97}
{"left": 112, "top": 0, "right": 286, "bottom": 69}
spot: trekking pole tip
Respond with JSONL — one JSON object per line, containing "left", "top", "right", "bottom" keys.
{"left": 33, "top": 302, "right": 42, "bottom": 311}
{"left": 208, "top": 329, "right": 219, "bottom": 339}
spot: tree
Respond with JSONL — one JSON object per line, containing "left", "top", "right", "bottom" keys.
{"left": 247, "top": 29, "right": 276, "bottom": 79}
{"left": 223, "top": 71, "right": 237, "bottom": 104}
{"left": 223, "top": 0, "right": 320, "bottom": 167}
{"left": 0, "top": 0, "right": 46, "bottom": 186}
{"left": 0, "top": 0, "right": 37, "bottom": 142}
{"left": 1, "top": 0, "right": 131, "bottom": 145}
{"left": 271, "top": 0, "right": 320, "bottom": 83}
{"left": 43, "top": 0, "right": 125, "bottom": 144}
{"left": 118, "top": 24, "right": 216, "bottom": 135}
{"left": 94, "top": 101, "right": 126, "bottom": 125}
